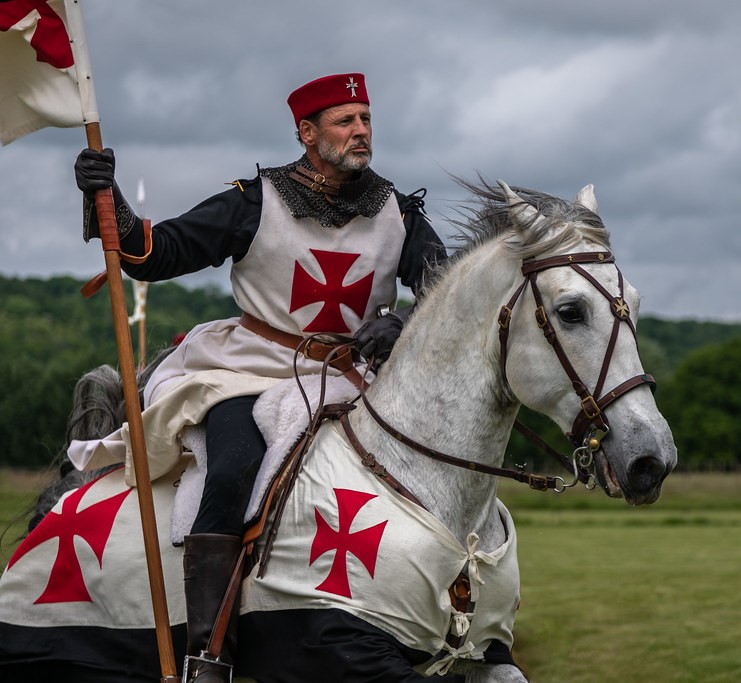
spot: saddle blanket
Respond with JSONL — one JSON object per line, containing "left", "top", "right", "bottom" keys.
{"left": 242, "top": 420, "right": 521, "bottom": 674}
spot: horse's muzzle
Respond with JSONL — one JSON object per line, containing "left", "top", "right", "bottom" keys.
{"left": 623, "top": 455, "right": 673, "bottom": 505}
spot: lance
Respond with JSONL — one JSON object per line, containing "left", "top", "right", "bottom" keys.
{"left": 65, "top": 2, "right": 179, "bottom": 680}
{"left": 129, "top": 177, "right": 149, "bottom": 370}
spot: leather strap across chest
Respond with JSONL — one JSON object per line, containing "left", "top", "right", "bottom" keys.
{"left": 288, "top": 164, "right": 341, "bottom": 199}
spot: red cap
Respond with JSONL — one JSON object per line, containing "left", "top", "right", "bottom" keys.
{"left": 287, "top": 73, "right": 369, "bottom": 127}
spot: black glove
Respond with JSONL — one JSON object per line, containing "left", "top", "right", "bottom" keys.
{"left": 75, "top": 148, "right": 140, "bottom": 243}
{"left": 354, "top": 310, "right": 407, "bottom": 364}
{"left": 75, "top": 147, "right": 115, "bottom": 196}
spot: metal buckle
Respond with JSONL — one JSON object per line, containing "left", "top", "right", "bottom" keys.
{"left": 527, "top": 473, "right": 549, "bottom": 491}
{"left": 498, "top": 306, "right": 512, "bottom": 329}
{"left": 302, "top": 338, "right": 316, "bottom": 360}
{"left": 535, "top": 306, "right": 548, "bottom": 328}
{"left": 303, "top": 337, "right": 331, "bottom": 361}
{"left": 581, "top": 395, "right": 601, "bottom": 419}
{"left": 183, "top": 653, "right": 233, "bottom": 683}
{"left": 451, "top": 575, "right": 471, "bottom": 601}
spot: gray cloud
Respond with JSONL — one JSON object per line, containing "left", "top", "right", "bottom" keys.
{"left": 1, "top": 0, "right": 739, "bottom": 320}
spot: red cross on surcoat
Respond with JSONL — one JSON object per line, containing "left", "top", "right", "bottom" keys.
{"left": 8, "top": 472, "right": 132, "bottom": 604}
{"left": 0, "top": 0, "right": 74, "bottom": 69}
{"left": 310, "top": 488, "right": 388, "bottom": 599}
{"left": 290, "top": 249, "right": 375, "bottom": 333}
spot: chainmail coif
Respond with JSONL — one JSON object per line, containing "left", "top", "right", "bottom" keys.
{"left": 260, "top": 154, "right": 394, "bottom": 228}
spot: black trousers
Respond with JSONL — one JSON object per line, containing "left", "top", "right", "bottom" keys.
{"left": 190, "top": 394, "right": 266, "bottom": 537}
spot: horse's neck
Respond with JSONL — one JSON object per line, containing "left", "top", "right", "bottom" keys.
{"left": 349, "top": 252, "right": 521, "bottom": 548}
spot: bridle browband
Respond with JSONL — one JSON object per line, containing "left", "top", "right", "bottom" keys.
{"left": 498, "top": 249, "right": 655, "bottom": 448}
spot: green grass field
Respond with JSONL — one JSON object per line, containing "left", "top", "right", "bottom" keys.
{"left": 501, "top": 473, "right": 741, "bottom": 682}
{"left": 2, "top": 470, "right": 740, "bottom": 682}
{"left": 0, "top": 468, "right": 53, "bottom": 568}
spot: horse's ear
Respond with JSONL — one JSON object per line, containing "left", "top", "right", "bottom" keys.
{"left": 498, "top": 180, "right": 542, "bottom": 230}
{"left": 575, "top": 184, "right": 598, "bottom": 213}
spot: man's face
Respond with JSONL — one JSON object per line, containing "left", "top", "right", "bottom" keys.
{"left": 314, "top": 103, "right": 372, "bottom": 172}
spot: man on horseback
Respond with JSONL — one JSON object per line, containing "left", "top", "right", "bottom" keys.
{"left": 74, "top": 72, "right": 447, "bottom": 681}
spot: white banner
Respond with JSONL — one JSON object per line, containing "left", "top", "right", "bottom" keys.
{"left": 0, "top": 0, "right": 98, "bottom": 145}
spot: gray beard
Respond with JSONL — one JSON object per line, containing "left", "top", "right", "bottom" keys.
{"left": 318, "top": 138, "right": 372, "bottom": 172}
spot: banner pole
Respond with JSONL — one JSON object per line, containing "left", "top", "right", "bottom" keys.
{"left": 67, "top": 2, "right": 180, "bottom": 679}
{"left": 86, "top": 123, "right": 180, "bottom": 683}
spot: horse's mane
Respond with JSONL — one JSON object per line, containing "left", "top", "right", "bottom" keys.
{"left": 22, "top": 346, "right": 176, "bottom": 533}
{"left": 422, "top": 175, "right": 611, "bottom": 295}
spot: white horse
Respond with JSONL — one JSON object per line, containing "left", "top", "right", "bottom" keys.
{"left": 0, "top": 181, "right": 676, "bottom": 683}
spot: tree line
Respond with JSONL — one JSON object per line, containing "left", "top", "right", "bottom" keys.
{"left": 1, "top": 274, "right": 739, "bottom": 472}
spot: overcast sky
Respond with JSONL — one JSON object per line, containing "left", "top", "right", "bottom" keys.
{"left": 1, "top": 0, "right": 739, "bottom": 321}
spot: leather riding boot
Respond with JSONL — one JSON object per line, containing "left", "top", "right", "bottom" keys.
{"left": 182, "top": 533, "right": 243, "bottom": 683}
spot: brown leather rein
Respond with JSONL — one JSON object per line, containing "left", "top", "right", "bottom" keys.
{"left": 238, "top": 315, "right": 580, "bottom": 491}
{"left": 348, "top": 249, "right": 656, "bottom": 493}
{"left": 241, "top": 247, "right": 655, "bottom": 496}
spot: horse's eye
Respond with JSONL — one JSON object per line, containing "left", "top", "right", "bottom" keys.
{"left": 557, "top": 303, "right": 584, "bottom": 324}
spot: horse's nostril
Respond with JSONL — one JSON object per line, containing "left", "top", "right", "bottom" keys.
{"left": 627, "top": 456, "right": 667, "bottom": 493}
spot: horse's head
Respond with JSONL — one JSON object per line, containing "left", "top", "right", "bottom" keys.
{"left": 488, "top": 181, "right": 677, "bottom": 505}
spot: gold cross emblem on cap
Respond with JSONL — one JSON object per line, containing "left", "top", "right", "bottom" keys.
{"left": 346, "top": 77, "right": 358, "bottom": 97}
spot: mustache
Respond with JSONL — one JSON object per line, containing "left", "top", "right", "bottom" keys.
{"left": 347, "top": 140, "right": 371, "bottom": 152}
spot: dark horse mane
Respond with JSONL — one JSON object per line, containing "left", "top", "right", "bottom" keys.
{"left": 421, "top": 175, "right": 611, "bottom": 295}
{"left": 20, "top": 346, "right": 176, "bottom": 533}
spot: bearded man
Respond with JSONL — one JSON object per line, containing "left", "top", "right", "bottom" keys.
{"left": 74, "top": 72, "right": 447, "bottom": 682}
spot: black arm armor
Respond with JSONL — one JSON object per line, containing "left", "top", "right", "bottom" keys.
{"left": 82, "top": 182, "right": 142, "bottom": 244}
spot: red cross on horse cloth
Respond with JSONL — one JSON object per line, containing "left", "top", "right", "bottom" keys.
{"left": 8, "top": 475, "right": 132, "bottom": 603}
{"left": 0, "top": 466, "right": 187, "bottom": 629}
{"left": 290, "top": 249, "right": 375, "bottom": 333}
{"left": 242, "top": 422, "right": 521, "bottom": 661}
{"left": 310, "top": 488, "right": 388, "bottom": 598}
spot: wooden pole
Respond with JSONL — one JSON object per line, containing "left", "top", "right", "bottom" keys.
{"left": 86, "top": 121, "right": 180, "bottom": 683}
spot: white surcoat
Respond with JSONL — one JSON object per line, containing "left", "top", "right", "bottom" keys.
{"left": 68, "top": 180, "right": 409, "bottom": 483}
{"left": 143, "top": 179, "right": 406, "bottom": 405}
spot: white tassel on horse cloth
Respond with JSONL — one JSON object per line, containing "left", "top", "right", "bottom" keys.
{"left": 424, "top": 640, "right": 482, "bottom": 676}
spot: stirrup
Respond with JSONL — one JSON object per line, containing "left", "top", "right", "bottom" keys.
{"left": 183, "top": 652, "right": 233, "bottom": 682}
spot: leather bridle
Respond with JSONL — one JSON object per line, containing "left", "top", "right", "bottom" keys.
{"left": 347, "top": 249, "right": 656, "bottom": 493}
{"left": 497, "top": 250, "right": 655, "bottom": 448}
